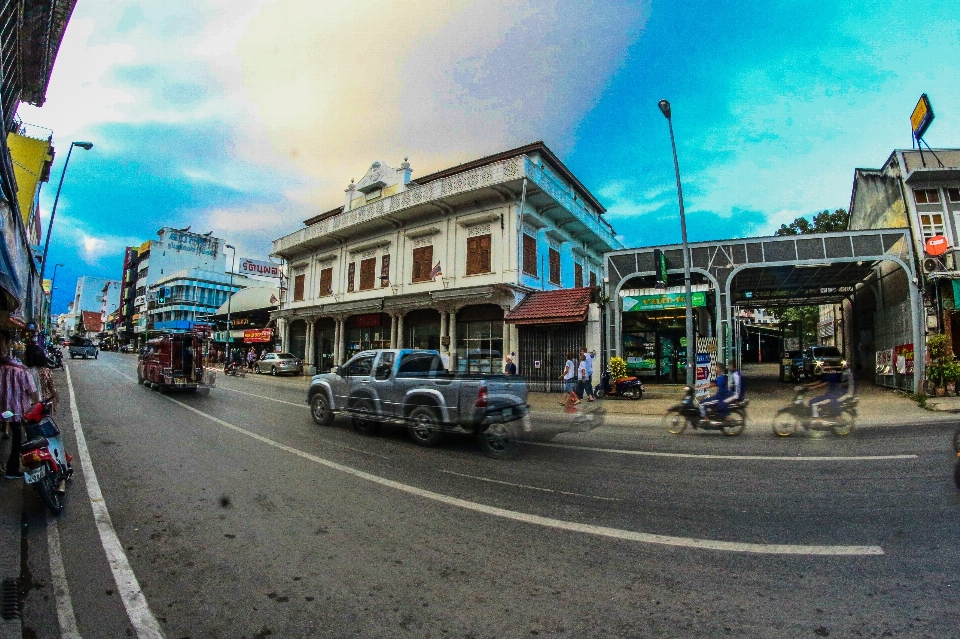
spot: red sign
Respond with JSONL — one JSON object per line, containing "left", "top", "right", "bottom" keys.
{"left": 894, "top": 343, "right": 914, "bottom": 375}
{"left": 925, "top": 235, "right": 949, "bottom": 256}
{"left": 352, "top": 314, "right": 381, "bottom": 328}
{"left": 243, "top": 328, "right": 273, "bottom": 343}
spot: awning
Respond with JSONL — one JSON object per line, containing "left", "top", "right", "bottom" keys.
{"left": 505, "top": 288, "right": 593, "bottom": 325}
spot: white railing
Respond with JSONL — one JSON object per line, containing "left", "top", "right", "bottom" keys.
{"left": 273, "top": 155, "right": 621, "bottom": 255}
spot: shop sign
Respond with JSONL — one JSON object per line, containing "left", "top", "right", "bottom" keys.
{"left": 353, "top": 313, "right": 381, "bottom": 328}
{"left": 239, "top": 258, "right": 282, "bottom": 278}
{"left": 622, "top": 291, "right": 707, "bottom": 312}
{"left": 244, "top": 328, "right": 272, "bottom": 343}
{"left": 876, "top": 348, "right": 894, "bottom": 376}
{"left": 894, "top": 344, "right": 914, "bottom": 375}
{"left": 910, "top": 93, "right": 934, "bottom": 140}
{"left": 695, "top": 352, "right": 713, "bottom": 398}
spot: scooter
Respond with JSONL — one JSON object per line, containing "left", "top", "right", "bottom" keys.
{"left": 224, "top": 359, "right": 247, "bottom": 377}
{"left": 47, "top": 345, "right": 63, "bottom": 369}
{"left": 594, "top": 370, "right": 644, "bottom": 400}
{"left": 661, "top": 386, "right": 748, "bottom": 436}
{"left": 773, "top": 387, "right": 857, "bottom": 437}
{"left": 1, "top": 400, "right": 73, "bottom": 515}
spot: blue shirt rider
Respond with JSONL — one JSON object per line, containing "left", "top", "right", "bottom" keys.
{"left": 699, "top": 364, "right": 731, "bottom": 418}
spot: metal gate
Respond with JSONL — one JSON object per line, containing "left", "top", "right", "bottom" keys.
{"left": 289, "top": 320, "right": 307, "bottom": 360}
{"left": 518, "top": 324, "right": 586, "bottom": 393}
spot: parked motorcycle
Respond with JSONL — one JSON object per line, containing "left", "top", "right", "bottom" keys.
{"left": 47, "top": 345, "right": 63, "bottom": 369}
{"left": 224, "top": 359, "right": 246, "bottom": 377}
{"left": 594, "top": 370, "right": 643, "bottom": 400}
{"left": 661, "top": 386, "right": 748, "bottom": 436}
{"left": 1, "top": 400, "right": 73, "bottom": 515}
{"left": 773, "top": 387, "right": 857, "bottom": 437}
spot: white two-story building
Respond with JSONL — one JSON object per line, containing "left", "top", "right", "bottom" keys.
{"left": 270, "top": 142, "right": 622, "bottom": 387}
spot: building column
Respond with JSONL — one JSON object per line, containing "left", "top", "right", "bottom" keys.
{"left": 277, "top": 318, "right": 287, "bottom": 353}
{"left": 334, "top": 318, "right": 344, "bottom": 365}
{"left": 448, "top": 310, "right": 457, "bottom": 369}
{"left": 440, "top": 311, "right": 449, "bottom": 353}
{"left": 396, "top": 313, "right": 405, "bottom": 349}
{"left": 305, "top": 319, "right": 315, "bottom": 373}
{"left": 390, "top": 314, "right": 398, "bottom": 348}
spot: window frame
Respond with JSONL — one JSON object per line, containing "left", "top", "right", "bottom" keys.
{"left": 914, "top": 188, "right": 941, "bottom": 204}
{"left": 318, "top": 267, "right": 333, "bottom": 297}
{"left": 522, "top": 233, "right": 537, "bottom": 276}
{"left": 412, "top": 245, "right": 434, "bottom": 283}
{"left": 466, "top": 233, "right": 492, "bottom": 275}
{"left": 548, "top": 247, "right": 561, "bottom": 285}
{"left": 293, "top": 273, "right": 305, "bottom": 302}
{"left": 359, "top": 257, "right": 376, "bottom": 291}
{"left": 574, "top": 262, "right": 583, "bottom": 288}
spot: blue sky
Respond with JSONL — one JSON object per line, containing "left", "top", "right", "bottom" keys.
{"left": 17, "top": 0, "right": 960, "bottom": 314}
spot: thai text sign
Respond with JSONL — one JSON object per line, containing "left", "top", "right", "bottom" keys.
{"left": 239, "top": 258, "right": 282, "bottom": 278}
{"left": 910, "top": 93, "right": 934, "bottom": 140}
{"left": 894, "top": 344, "right": 914, "bottom": 375}
{"left": 876, "top": 348, "right": 893, "bottom": 376}
{"left": 244, "top": 328, "right": 272, "bottom": 343}
{"left": 622, "top": 291, "right": 706, "bottom": 312}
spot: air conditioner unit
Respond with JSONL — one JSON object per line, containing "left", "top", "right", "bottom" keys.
{"left": 922, "top": 257, "right": 943, "bottom": 273}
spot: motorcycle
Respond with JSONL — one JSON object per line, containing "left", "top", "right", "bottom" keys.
{"left": 47, "top": 345, "right": 63, "bottom": 369}
{"left": 593, "top": 370, "right": 644, "bottom": 400}
{"left": 661, "top": 386, "right": 748, "bottom": 436}
{"left": 773, "top": 387, "right": 857, "bottom": 437}
{"left": 224, "top": 359, "right": 247, "bottom": 377}
{"left": 1, "top": 400, "right": 73, "bottom": 515}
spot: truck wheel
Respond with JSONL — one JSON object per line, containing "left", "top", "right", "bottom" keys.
{"left": 408, "top": 406, "right": 442, "bottom": 447}
{"left": 478, "top": 421, "right": 522, "bottom": 460}
{"left": 351, "top": 398, "right": 380, "bottom": 435}
{"left": 311, "top": 393, "right": 333, "bottom": 426}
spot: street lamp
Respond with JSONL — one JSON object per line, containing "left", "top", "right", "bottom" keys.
{"left": 225, "top": 244, "right": 236, "bottom": 365}
{"left": 39, "top": 141, "right": 93, "bottom": 283}
{"left": 658, "top": 99, "right": 696, "bottom": 387}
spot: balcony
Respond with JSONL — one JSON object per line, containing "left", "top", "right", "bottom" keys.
{"left": 272, "top": 155, "right": 622, "bottom": 257}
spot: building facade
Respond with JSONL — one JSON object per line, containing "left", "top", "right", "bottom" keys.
{"left": 270, "top": 142, "right": 621, "bottom": 379}
{"left": 150, "top": 268, "right": 265, "bottom": 333}
{"left": 69, "top": 276, "right": 117, "bottom": 335}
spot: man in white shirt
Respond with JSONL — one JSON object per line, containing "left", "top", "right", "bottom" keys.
{"left": 580, "top": 347, "right": 595, "bottom": 401}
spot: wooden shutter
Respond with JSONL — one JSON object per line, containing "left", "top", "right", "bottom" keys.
{"left": 589, "top": 271, "right": 597, "bottom": 287}
{"left": 522, "top": 234, "right": 537, "bottom": 275}
{"left": 466, "top": 236, "right": 480, "bottom": 275}
{"left": 549, "top": 248, "right": 560, "bottom": 284}
{"left": 319, "top": 267, "right": 332, "bottom": 296}
{"left": 380, "top": 254, "right": 390, "bottom": 287}
{"left": 347, "top": 262, "right": 355, "bottom": 292}
{"left": 412, "top": 246, "right": 432, "bottom": 282}
{"left": 359, "top": 258, "right": 376, "bottom": 290}
{"left": 478, "top": 234, "right": 491, "bottom": 273}
{"left": 293, "top": 274, "right": 305, "bottom": 301}
{"left": 574, "top": 263, "right": 583, "bottom": 288}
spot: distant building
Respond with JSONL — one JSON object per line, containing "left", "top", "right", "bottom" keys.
{"left": 78, "top": 310, "right": 103, "bottom": 339}
{"left": 270, "top": 142, "right": 621, "bottom": 385}
{"left": 70, "top": 276, "right": 118, "bottom": 335}
{"left": 150, "top": 268, "right": 269, "bottom": 334}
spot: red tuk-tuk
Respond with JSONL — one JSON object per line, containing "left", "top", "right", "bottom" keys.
{"left": 138, "top": 333, "right": 206, "bottom": 391}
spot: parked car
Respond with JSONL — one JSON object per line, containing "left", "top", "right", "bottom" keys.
{"left": 68, "top": 338, "right": 98, "bottom": 359}
{"left": 306, "top": 349, "right": 530, "bottom": 458}
{"left": 255, "top": 352, "right": 303, "bottom": 376}
{"left": 799, "top": 346, "right": 845, "bottom": 379}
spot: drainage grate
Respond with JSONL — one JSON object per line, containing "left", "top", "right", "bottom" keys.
{"left": 0, "top": 578, "right": 19, "bottom": 620}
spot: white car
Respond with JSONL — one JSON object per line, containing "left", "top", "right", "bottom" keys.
{"left": 254, "top": 352, "right": 303, "bottom": 376}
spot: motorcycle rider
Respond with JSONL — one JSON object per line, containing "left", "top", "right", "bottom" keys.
{"left": 808, "top": 369, "right": 845, "bottom": 418}
{"left": 699, "top": 363, "right": 730, "bottom": 419}
{"left": 724, "top": 362, "right": 744, "bottom": 412}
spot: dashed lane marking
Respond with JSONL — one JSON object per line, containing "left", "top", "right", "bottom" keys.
{"left": 527, "top": 441, "right": 918, "bottom": 461}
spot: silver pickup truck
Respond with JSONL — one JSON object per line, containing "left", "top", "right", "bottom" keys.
{"left": 307, "top": 349, "right": 530, "bottom": 458}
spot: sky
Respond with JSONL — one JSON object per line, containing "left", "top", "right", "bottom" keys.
{"left": 17, "top": 0, "right": 960, "bottom": 314}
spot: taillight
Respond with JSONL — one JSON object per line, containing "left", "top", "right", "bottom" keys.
{"left": 475, "top": 384, "right": 488, "bottom": 408}
{"left": 21, "top": 452, "right": 43, "bottom": 465}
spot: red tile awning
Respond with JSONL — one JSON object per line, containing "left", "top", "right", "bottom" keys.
{"left": 504, "top": 288, "right": 594, "bottom": 325}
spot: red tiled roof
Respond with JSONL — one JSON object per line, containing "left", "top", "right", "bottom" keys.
{"left": 504, "top": 288, "right": 594, "bottom": 325}
{"left": 80, "top": 311, "right": 103, "bottom": 333}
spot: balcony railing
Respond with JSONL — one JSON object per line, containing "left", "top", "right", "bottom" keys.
{"left": 272, "top": 155, "right": 622, "bottom": 256}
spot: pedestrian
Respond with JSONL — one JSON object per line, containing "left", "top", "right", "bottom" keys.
{"left": 559, "top": 351, "right": 579, "bottom": 405}
{"left": 0, "top": 330, "right": 39, "bottom": 479}
{"left": 577, "top": 352, "right": 593, "bottom": 402}
{"left": 246, "top": 347, "right": 256, "bottom": 371}
{"left": 24, "top": 342, "right": 58, "bottom": 414}
{"left": 579, "top": 346, "right": 596, "bottom": 401}
{"left": 504, "top": 356, "right": 517, "bottom": 375}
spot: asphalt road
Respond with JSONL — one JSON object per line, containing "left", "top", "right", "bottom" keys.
{"left": 14, "top": 351, "right": 960, "bottom": 638}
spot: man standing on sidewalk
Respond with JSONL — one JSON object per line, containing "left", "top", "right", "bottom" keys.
{"left": 578, "top": 347, "right": 596, "bottom": 401}
{"left": 0, "top": 330, "right": 39, "bottom": 479}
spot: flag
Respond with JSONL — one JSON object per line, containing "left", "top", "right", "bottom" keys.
{"left": 430, "top": 262, "right": 442, "bottom": 280}
{"left": 269, "top": 294, "right": 278, "bottom": 305}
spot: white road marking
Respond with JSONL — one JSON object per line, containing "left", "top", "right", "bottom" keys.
{"left": 440, "top": 469, "right": 620, "bottom": 501}
{"left": 153, "top": 392, "right": 884, "bottom": 556}
{"left": 527, "top": 441, "right": 918, "bottom": 461}
{"left": 215, "top": 384, "right": 308, "bottom": 408}
{"left": 46, "top": 515, "right": 81, "bottom": 639}
{"left": 65, "top": 366, "right": 166, "bottom": 639}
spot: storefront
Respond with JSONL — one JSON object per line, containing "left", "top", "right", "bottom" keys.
{"left": 403, "top": 309, "right": 440, "bottom": 352}
{"left": 312, "top": 318, "right": 336, "bottom": 373}
{"left": 620, "top": 288, "right": 712, "bottom": 383}
{"left": 346, "top": 313, "right": 391, "bottom": 358}
{"left": 455, "top": 304, "right": 504, "bottom": 374}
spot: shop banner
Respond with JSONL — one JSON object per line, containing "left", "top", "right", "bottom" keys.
{"left": 894, "top": 344, "right": 914, "bottom": 375}
{"left": 695, "top": 352, "right": 713, "bottom": 398}
{"left": 244, "top": 328, "right": 272, "bottom": 343}
{"left": 622, "top": 291, "right": 707, "bottom": 312}
{"left": 239, "top": 258, "right": 282, "bottom": 278}
{"left": 876, "top": 349, "right": 893, "bottom": 376}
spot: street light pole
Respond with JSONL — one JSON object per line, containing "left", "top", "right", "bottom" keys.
{"left": 658, "top": 99, "right": 696, "bottom": 387}
{"left": 225, "top": 244, "right": 236, "bottom": 366}
{"left": 39, "top": 141, "right": 93, "bottom": 283}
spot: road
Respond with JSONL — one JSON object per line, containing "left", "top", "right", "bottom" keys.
{"left": 14, "top": 351, "right": 960, "bottom": 638}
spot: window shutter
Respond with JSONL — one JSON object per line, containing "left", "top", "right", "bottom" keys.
{"left": 412, "top": 246, "right": 433, "bottom": 282}
{"left": 347, "top": 262, "right": 355, "bottom": 292}
{"left": 380, "top": 254, "right": 390, "bottom": 287}
{"left": 319, "top": 268, "right": 332, "bottom": 296}
{"left": 293, "top": 274, "right": 305, "bottom": 301}
{"left": 522, "top": 233, "right": 537, "bottom": 276}
{"left": 589, "top": 271, "right": 597, "bottom": 287}
{"left": 549, "top": 248, "right": 560, "bottom": 284}
{"left": 479, "top": 234, "right": 491, "bottom": 273}
{"left": 574, "top": 263, "right": 583, "bottom": 288}
{"left": 466, "top": 236, "right": 480, "bottom": 275}
{"left": 359, "top": 258, "right": 376, "bottom": 290}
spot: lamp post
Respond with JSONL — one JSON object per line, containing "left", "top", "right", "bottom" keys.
{"left": 658, "top": 99, "right": 696, "bottom": 387}
{"left": 225, "top": 244, "right": 236, "bottom": 365}
{"left": 39, "top": 141, "right": 93, "bottom": 283}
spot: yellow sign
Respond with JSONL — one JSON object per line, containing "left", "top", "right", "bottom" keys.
{"left": 910, "top": 94, "right": 934, "bottom": 139}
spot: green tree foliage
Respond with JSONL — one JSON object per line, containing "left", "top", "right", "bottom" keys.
{"left": 775, "top": 306, "right": 819, "bottom": 348}
{"left": 775, "top": 208, "right": 849, "bottom": 236}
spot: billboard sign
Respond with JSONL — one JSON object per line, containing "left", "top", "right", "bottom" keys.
{"left": 894, "top": 344, "right": 914, "bottom": 375}
{"left": 622, "top": 291, "right": 707, "bottom": 312}
{"left": 910, "top": 94, "right": 934, "bottom": 140}
{"left": 238, "top": 258, "right": 282, "bottom": 278}
{"left": 243, "top": 328, "right": 272, "bottom": 343}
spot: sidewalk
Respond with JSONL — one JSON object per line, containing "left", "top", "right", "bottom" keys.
{"left": 0, "top": 458, "right": 22, "bottom": 637}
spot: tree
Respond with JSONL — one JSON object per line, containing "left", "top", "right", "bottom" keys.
{"left": 775, "top": 208, "right": 849, "bottom": 236}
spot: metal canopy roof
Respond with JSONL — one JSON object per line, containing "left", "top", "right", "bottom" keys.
{"left": 729, "top": 261, "right": 878, "bottom": 307}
